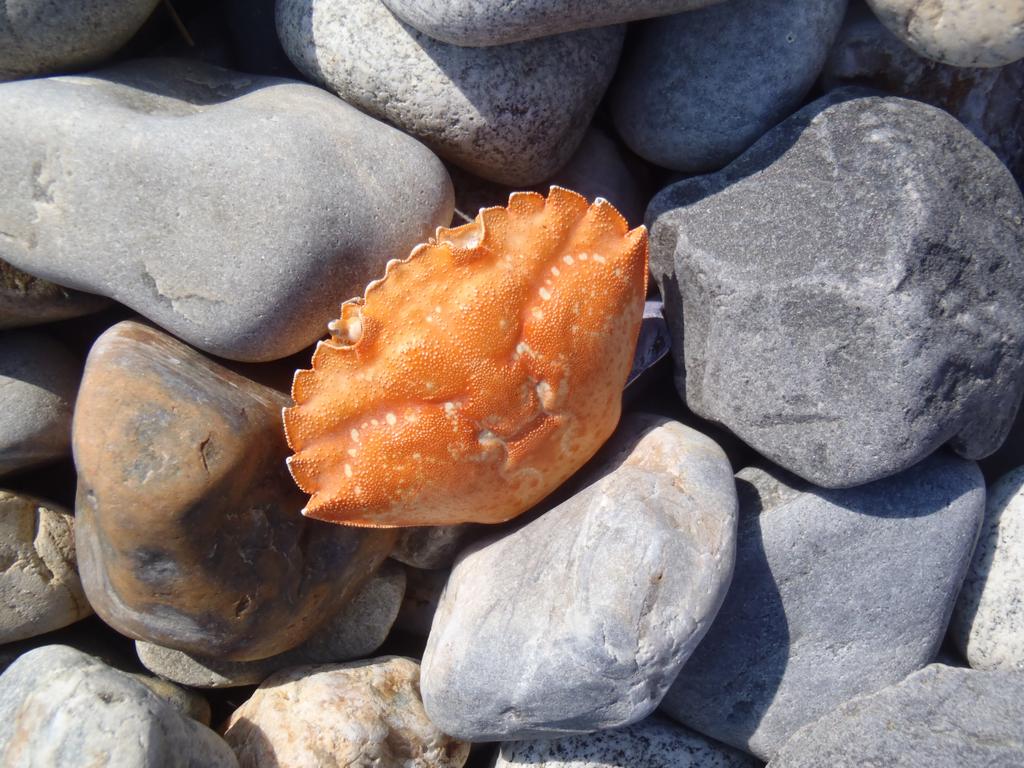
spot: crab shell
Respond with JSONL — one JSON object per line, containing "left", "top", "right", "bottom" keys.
{"left": 283, "top": 186, "right": 649, "bottom": 527}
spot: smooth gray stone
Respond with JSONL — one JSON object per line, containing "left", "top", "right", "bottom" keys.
{"left": 0, "top": 645, "right": 237, "bottom": 767}
{"left": 126, "top": 674, "right": 212, "bottom": 726}
{"left": 277, "top": 0, "right": 623, "bottom": 186}
{"left": 0, "top": 330, "right": 78, "bottom": 477}
{"left": 0, "top": 490, "right": 91, "bottom": 644}
{"left": 421, "top": 413, "right": 737, "bottom": 741}
{"left": 647, "top": 91, "right": 1024, "bottom": 488}
{"left": 661, "top": 453, "right": 985, "bottom": 761}
{"left": 611, "top": 0, "right": 846, "bottom": 173}
{"left": 392, "top": 526, "right": 476, "bottom": 570}
{"left": 495, "top": 715, "right": 760, "bottom": 768}
{"left": 0, "top": 58, "right": 453, "bottom": 362}
{"left": 0, "top": 0, "right": 159, "bottom": 81}
{"left": 768, "top": 664, "right": 1024, "bottom": 767}
{"left": 136, "top": 560, "right": 406, "bottom": 687}
{"left": 0, "top": 259, "right": 107, "bottom": 330}
{"left": 380, "top": 0, "right": 723, "bottom": 46}
{"left": 949, "top": 466, "right": 1024, "bottom": 671}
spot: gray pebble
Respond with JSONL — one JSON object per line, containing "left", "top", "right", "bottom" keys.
{"left": 0, "top": 645, "right": 237, "bottom": 767}
{"left": 0, "top": 259, "right": 107, "bottom": 330}
{"left": 0, "top": 58, "right": 453, "bottom": 362}
{"left": 392, "top": 526, "right": 477, "bottom": 571}
{"left": 768, "top": 664, "right": 1024, "bottom": 767}
{"left": 276, "top": 0, "right": 623, "bottom": 186}
{"left": 611, "top": 0, "right": 846, "bottom": 173}
{"left": 126, "top": 673, "right": 212, "bottom": 726}
{"left": 394, "top": 566, "right": 447, "bottom": 637}
{"left": 421, "top": 413, "right": 737, "bottom": 740}
{"left": 661, "top": 452, "right": 985, "bottom": 760}
{"left": 648, "top": 90, "right": 1024, "bottom": 488}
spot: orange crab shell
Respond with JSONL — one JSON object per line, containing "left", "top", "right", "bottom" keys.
{"left": 283, "top": 186, "right": 648, "bottom": 527}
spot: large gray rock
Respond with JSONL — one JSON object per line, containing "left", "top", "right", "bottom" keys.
{"left": 0, "top": 330, "right": 78, "bottom": 477}
{"left": 0, "top": 0, "right": 159, "bottom": 81}
{"left": 0, "top": 490, "right": 91, "bottom": 643}
{"left": 0, "top": 260, "right": 107, "bottom": 330}
{"left": 768, "top": 664, "right": 1024, "bottom": 767}
{"left": 380, "top": 0, "right": 723, "bottom": 46}
{"left": 648, "top": 91, "right": 1024, "bottom": 488}
{"left": 865, "top": 0, "right": 1024, "bottom": 67}
{"left": 611, "top": 0, "right": 847, "bottom": 173}
{"left": 277, "top": 0, "right": 623, "bottom": 186}
{"left": 821, "top": 2, "right": 1024, "bottom": 182}
{"left": 0, "top": 645, "right": 237, "bottom": 767}
{"left": 421, "top": 413, "right": 737, "bottom": 741}
{"left": 949, "top": 466, "right": 1024, "bottom": 671}
{"left": 495, "top": 716, "right": 759, "bottom": 768}
{"left": 0, "top": 58, "right": 453, "bottom": 362}
{"left": 661, "top": 453, "right": 985, "bottom": 760}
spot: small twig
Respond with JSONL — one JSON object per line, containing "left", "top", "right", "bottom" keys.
{"left": 162, "top": 0, "right": 195, "bottom": 47}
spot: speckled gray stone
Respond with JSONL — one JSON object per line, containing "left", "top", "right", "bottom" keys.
{"left": 394, "top": 566, "right": 447, "bottom": 637}
{"left": 0, "top": 490, "right": 91, "bottom": 643}
{"left": 136, "top": 560, "right": 406, "bottom": 687}
{"left": 276, "top": 0, "right": 623, "bottom": 186}
{"left": 661, "top": 453, "right": 985, "bottom": 761}
{"left": 611, "top": 0, "right": 847, "bottom": 173}
{"left": 495, "top": 716, "right": 759, "bottom": 768}
{"left": 421, "top": 413, "right": 737, "bottom": 741}
{"left": 392, "top": 526, "right": 476, "bottom": 571}
{"left": 0, "top": 645, "right": 237, "bottom": 767}
{"left": 380, "top": 0, "right": 723, "bottom": 46}
{"left": 0, "top": 330, "right": 78, "bottom": 477}
{"left": 768, "top": 664, "right": 1024, "bottom": 768}
{"left": 0, "top": 0, "right": 160, "bottom": 81}
{"left": 949, "top": 466, "right": 1024, "bottom": 671}
{"left": 821, "top": 2, "right": 1024, "bottom": 182}
{"left": 647, "top": 91, "right": 1024, "bottom": 488}
{"left": 0, "top": 260, "right": 107, "bottom": 330}
{"left": 0, "top": 58, "right": 453, "bottom": 362}
{"left": 865, "top": 0, "right": 1024, "bottom": 67}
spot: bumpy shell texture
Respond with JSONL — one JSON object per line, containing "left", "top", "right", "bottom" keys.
{"left": 283, "top": 187, "right": 648, "bottom": 527}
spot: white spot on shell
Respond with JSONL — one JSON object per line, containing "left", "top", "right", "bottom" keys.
{"left": 593, "top": 254, "right": 606, "bottom": 264}
{"left": 551, "top": 266, "right": 561, "bottom": 276}
{"left": 532, "top": 307, "right": 544, "bottom": 319}
{"left": 563, "top": 255, "right": 574, "bottom": 265}
{"left": 539, "top": 287, "right": 551, "bottom": 301}
{"left": 344, "top": 464, "right": 353, "bottom": 477}
{"left": 386, "top": 412, "right": 397, "bottom": 426}
{"left": 350, "top": 429, "right": 360, "bottom": 442}
{"left": 578, "top": 252, "right": 589, "bottom": 261}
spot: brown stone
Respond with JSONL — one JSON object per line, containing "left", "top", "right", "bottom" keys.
{"left": 73, "top": 321, "right": 396, "bottom": 661}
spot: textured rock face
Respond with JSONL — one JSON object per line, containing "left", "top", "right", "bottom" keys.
{"left": 495, "top": 716, "right": 760, "bottom": 768}
{"left": 661, "top": 453, "right": 985, "bottom": 760}
{"left": 421, "top": 414, "right": 737, "bottom": 741}
{"left": 392, "top": 526, "right": 476, "bottom": 571}
{"left": 0, "top": 645, "right": 237, "bottom": 767}
{"left": 768, "top": 664, "right": 1024, "bottom": 767}
{"left": 0, "top": 260, "right": 107, "bottom": 330}
{"left": 821, "top": 3, "right": 1024, "bottom": 182}
{"left": 648, "top": 91, "right": 1024, "bottom": 489}
{"left": 865, "top": 0, "right": 1024, "bottom": 67}
{"left": 0, "top": 490, "right": 91, "bottom": 643}
{"left": 0, "top": 0, "right": 160, "bottom": 81}
{"left": 379, "top": 0, "right": 724, "bottom": 46}
{"left": 223, "top": 657, "right": 469, "bottom": 768}
{"left": 136, "top": 560, "right": 407, "bottom": 687}
{"left": 950, "top": 466, "right": 1024, "bottom": 671}
{"left": 73, "top": 322, "right": 395, "bottom": 661}
{"left": 276, "top": 0, "right": 623, "bottom": 186}
{"left": 611, "top": 0, "right": 847, "bottom": 173}
{"left": 0, "top": 330, "right": 79, "bottom": 477}
{"left": 0, "top": 58, "right": 453, "bottom": 362}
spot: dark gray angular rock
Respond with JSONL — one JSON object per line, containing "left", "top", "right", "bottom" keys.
{"left": 768, "top": 664, "right": 1024, "bottom": 767}
{"left": 0, "top": 330, "right": 79, "bottom": 477}
{"left": 495, "top": 715, "right": 759, "bottom": 768}
{"left": 661, "top": 453, "right": 985, "bottom": 760}
{"left": 0, "top": 0, "right": 160, "bottom": 81}
{"left": 611, "top": 0, "right": 847, "bottom": 173}
{"left": 0, "top": 260, "right": 107, "bottom": 330}
{"left": 379, "top": 0, "right": 723, "bottom": 46}
{"left": 276, "top": 0, "right": 623, "bottom": 186}
{"left": 421, "top": 413, "right": 737, "bottom": 741}
{"left": 0, "top": 58, "right": 453, "bottom": 362}
{"left": 0, "top": 645, "right": 237, "bottom": 766}
{"left": 648, "top": 91, "right": 1024, "bottom": 488}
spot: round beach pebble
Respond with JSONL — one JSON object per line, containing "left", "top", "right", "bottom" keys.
{"left": 276, "top": 0, "right": 623, "bottom": 186}
{"left": 0, "top": 645, "right": 236, "bottom": 767}
{"left": 127, "top": 673, "right": 212, "bottom": 726}
{"left": 0, "top": 329, "right": 79, "bottom": 478}
{"left": 223, "top": 656, "right": 469, "bottom": 768}
{"left": 865, "top": 0, "right": 1024, "bottom": 67}
{"left": 949, "top": 466, "right": 1024, "bottom": 671}
{"left": 0, "top": 260, "right": 107, "bottom": 330}
{"left": 0, "top": 490, "right": 91, "bottom": 643}
{"left": 73, "top": 321, "right": 395, "bottom": 661}
{"left": 0, "top": 0, "right": 160, "bottom": 81}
